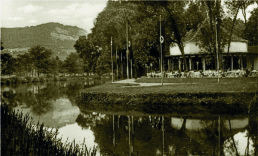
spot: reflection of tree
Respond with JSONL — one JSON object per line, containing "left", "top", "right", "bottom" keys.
{"left": 1, "top": 80, "right": 87, "bottom": 115}
{"left": 248, "top": 110, "right": 258, "bottom": 155}
{"left": 76, "top": 113, "right": 224, "bottom": 155}
{"left": 76, "top": 111, "right": 253, "bottom": 155}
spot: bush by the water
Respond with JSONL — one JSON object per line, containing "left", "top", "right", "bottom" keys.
{"left": 1, "top": 103, "right": 97, "bottom": 156}
{"left": 76, "top": 92, "right": 255, "bottom": 115}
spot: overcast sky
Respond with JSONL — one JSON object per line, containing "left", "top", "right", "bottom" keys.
{"left": 1, "top": 0, "right": 257, "bottom": 33}
{"left": 1, "top": 0, "right": 107, "bottom": 33}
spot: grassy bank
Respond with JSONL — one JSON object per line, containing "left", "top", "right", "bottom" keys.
{"left": 0, "top": 76, "right": 99, "bottom": 86}
{"left": 1, "top": 103, "right": 96, "bottom": 156}
{"left": 81, "top": 78, "right": 258, "bottom": 94}
{"left": 76, "top": 92, "right": 257, "bottom": 115}
{"left": 77, "top": 77, "right": 257, "bottom": 115}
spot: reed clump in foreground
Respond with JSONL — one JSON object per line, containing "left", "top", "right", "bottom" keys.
{"left": 1, "top": 103, "right": 96, "bottom": 156}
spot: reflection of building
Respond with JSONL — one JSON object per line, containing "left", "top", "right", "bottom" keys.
{"left": 166, "top": 29, "right": 258, "bottom": 71}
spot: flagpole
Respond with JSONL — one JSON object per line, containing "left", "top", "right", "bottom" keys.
{"left": 215, "top": 0, "right": 220, "bottom": 84}
{"left": 131, "top": 59, "right": 133, "bottom": 79}
{"left": 111, "top": 36, "right": 113, "bottom": 82}
{"left": 121, "top": 52, "right": 123, "bottom": 79}
{"left": 160, "top": 15, "right": 163, "bottom": 86}
{"left": 116, "top": 48, "right": 118, "bottom": 80}
{"left": 126, "top": 22, "right": 129, "bottom": 79}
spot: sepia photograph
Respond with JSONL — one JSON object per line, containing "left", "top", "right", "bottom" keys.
{"left": 1, "top": 0, "right": 258, "bottom": 155}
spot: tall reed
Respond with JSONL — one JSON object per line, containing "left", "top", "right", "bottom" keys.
{"left": 1, "top": 103, "right": 97, "bottom": 156}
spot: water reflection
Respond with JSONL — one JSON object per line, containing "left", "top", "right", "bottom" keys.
{"left": 76, "top": 111, "right": 257, "bottom": 156}
{"left": 1, "top": 79, "right": 102, "bottom": 116}
{"left": 1, "top": 78, "right": 257, "bottom": 155}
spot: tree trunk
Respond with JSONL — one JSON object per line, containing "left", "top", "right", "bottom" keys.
{"left": 159, "top": 4, "right": 188, "bottom": 72}
{"left": 178, "top": 42, "right": 188, "bottom": 72}
{"left": 227, "top": 3, "right": 242, "bottom": 69}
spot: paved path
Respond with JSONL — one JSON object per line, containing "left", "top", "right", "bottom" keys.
{"left": 112, "top": 79, "right": 195, "bottom": 87}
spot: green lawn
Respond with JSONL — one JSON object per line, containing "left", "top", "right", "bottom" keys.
{"left": 82, "top": 77, "right": 258, "bottom": 94}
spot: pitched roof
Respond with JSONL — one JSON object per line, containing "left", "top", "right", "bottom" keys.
{"left": 183, "top": 19, "right": 247, "bottom": 43}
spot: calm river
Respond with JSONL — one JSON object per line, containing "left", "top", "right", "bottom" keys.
{"left": 1, "top": 79, "right": 257, "bottom": 156}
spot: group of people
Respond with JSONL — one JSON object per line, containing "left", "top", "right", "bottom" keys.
{"left": 148, "top": 68, "right": 257, "bottom": 78}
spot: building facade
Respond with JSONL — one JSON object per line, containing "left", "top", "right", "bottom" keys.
{"left": 166, "top": 39, "right": 258, "bottom": 72}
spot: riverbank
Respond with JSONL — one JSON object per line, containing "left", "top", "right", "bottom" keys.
{"left": 1, "top": 103, "right": 97, "bottom": 156}
{"left": 81, "top": 77, "right": 258, "bottom": 93}
{"left": 0, "top": 75, "right": 107, "bottom": 86}
{"left": 77, "top": 77, "right": 258, "bottom": 115}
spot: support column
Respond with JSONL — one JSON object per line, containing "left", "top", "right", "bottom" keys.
{"left": 202, "top": 58, "right": 206, "bottom": 72}
{"left": 231, "top": 56, "right": 234, "bottom": 70}
{"left": 189, "top": 58, "right": 192, "bottom": 71}
{"left": 168, "top": 59, "right": 170, "bottom": 71}
{"left": 241, "top": 55, "right": 243, "bottom": 70}
{"left": 172, "top": 59, "right": 174, "bottom": 71}
{"left": 179, "top": 59, "right": 181, "bottom": 71}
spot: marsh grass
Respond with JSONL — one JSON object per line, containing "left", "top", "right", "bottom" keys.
{"left": 1, "top": 103, "right": 97, "bottom": 156}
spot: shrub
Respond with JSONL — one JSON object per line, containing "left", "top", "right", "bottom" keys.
{"left": 54, "top": 77, "right": 60, "bottom": 81}
{"left": 25, "top": 76, "right": 32, "bottom": 83}
{"left": 32, "top": 77, "right": 40, "bottom": 82}
{"left": 19, "top": 77, "right": 28, "bottom": 83}
{"left": 59, "top": 77, "right": 67, "bottom": 81}
{"left": 11, "top": 77, "right": 20, "bottom": 84}
{"left": 39, "top": 77, "right": 45, "bottom": 82}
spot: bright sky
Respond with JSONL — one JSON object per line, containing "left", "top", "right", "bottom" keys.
{"left": 1, "top": 0, "right": 107, "bottom": 33}
{"left": 1, "top": 0, "right": 257, "bottom": 33}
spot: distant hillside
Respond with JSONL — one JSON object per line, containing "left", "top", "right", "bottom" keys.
{"left": 1, "top": 22, "right": 87, "bottom": 60}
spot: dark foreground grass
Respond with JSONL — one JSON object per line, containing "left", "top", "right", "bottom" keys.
{"left": 1, "top": 103, "right": 97, "bottom": 156}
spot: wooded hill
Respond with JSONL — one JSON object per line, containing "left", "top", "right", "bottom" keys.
{"left": 1, "top": 22, "right": 87, "bottom": 60}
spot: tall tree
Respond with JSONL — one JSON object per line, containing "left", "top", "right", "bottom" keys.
{"left": 225, "top": 0, "right": 243, "bottom": 57}
{"left": 74, "top": 35, "right": 100, "bottom": 75}
{"left": 16, "top": 52, "right": 33, "bottom": 76}
{"left": 28, "top": 45, "right": 52, "bottom": 77}
{"left": 246, "top": 7, "right": 258, "bottom": 46}
{"left": 62, "top": 53, "right": 83, "bottom": 75}
{"left": 1, "top": 52, "right": 16, "bottom": 75}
